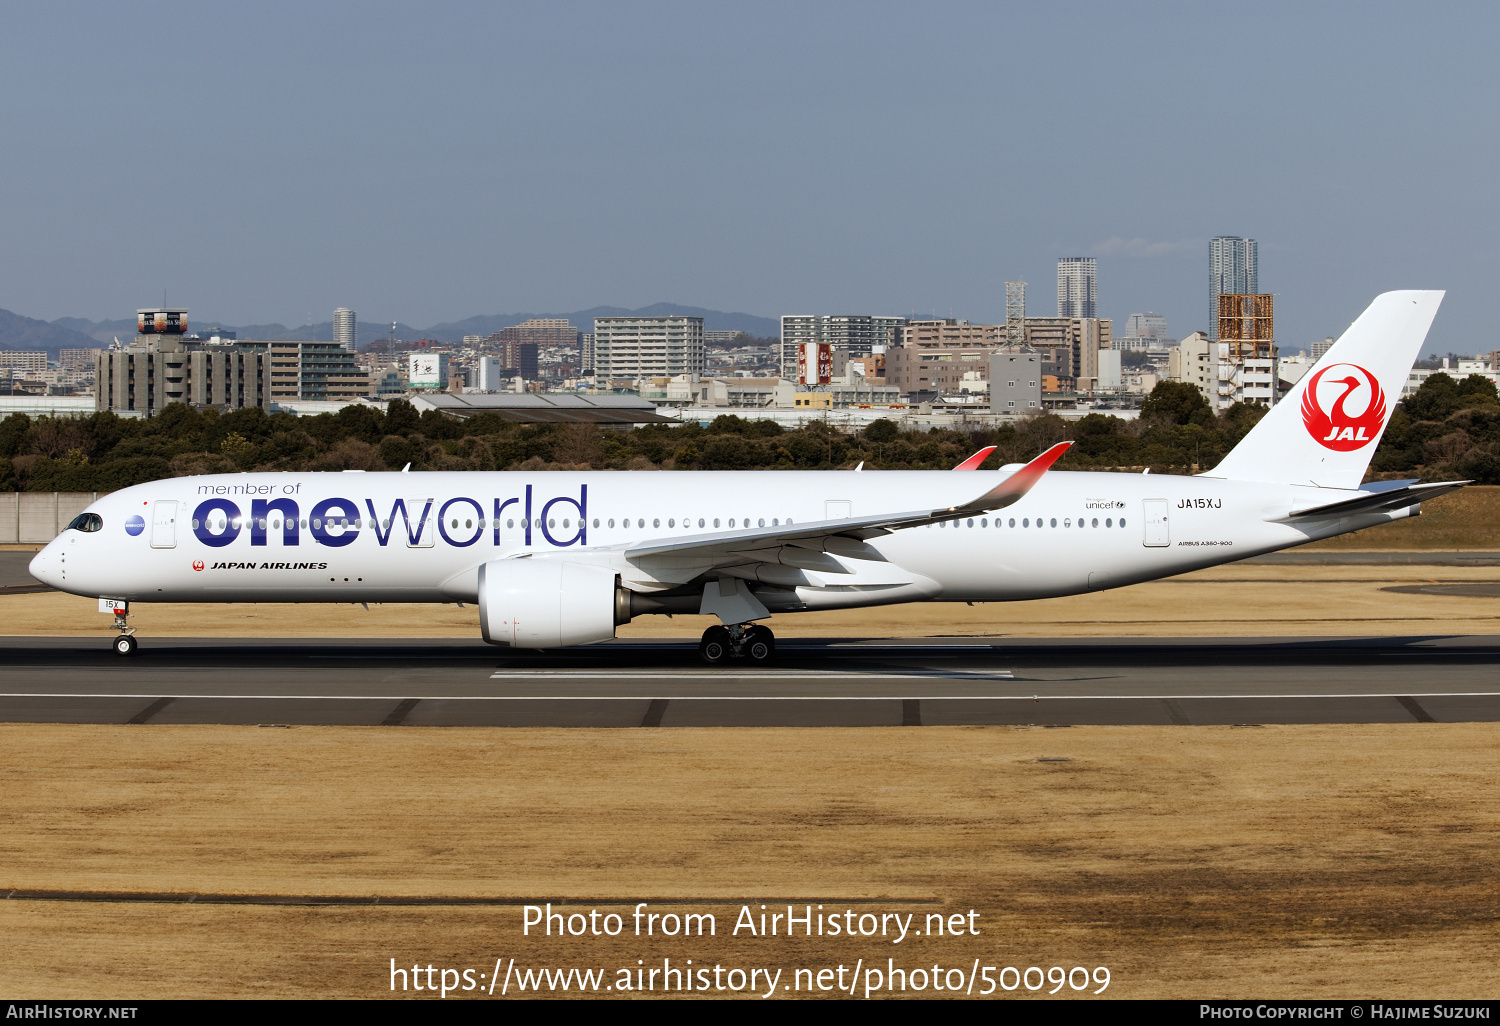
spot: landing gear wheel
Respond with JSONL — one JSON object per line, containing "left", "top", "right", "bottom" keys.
{"left": 699, "top": 625, "right": 731, "bottom": 664}
{"left": 744, "top": 625, "right": 775, "bottom": 664}
{"left": 113, "top": 634, "right": 138, "bottom": 657}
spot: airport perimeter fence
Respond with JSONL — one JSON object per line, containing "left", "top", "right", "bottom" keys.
{"left": 0, "top": 492, "right": 109, "bottom": 544}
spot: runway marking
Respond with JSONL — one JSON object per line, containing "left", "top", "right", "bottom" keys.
{"left": 3, "top": 691, "right": 1500, "bottom": 701}
{"left": 2, "top": 889, "right": 939, "bottom": 906}
{"left": 487, "top": 671, "right": 1016, "bottom": 679}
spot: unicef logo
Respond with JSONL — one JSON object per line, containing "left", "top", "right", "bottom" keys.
{"left": 124, "top": 515, "right": 145, "bottom": 537}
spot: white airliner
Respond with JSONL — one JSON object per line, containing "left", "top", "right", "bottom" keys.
{"left": 30, "top": 291, "right": 1460, "bottom": 662}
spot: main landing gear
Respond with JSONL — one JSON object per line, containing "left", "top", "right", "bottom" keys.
{"left": 699, "top": 623, "right": 775, "bottom": 665}
{"left": 110, "top": 606, "right": 137, "bottom": 657}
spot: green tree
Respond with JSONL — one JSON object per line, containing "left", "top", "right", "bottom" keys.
{"left": 1140, "top": 381, "right": 1212, "bottom": 425}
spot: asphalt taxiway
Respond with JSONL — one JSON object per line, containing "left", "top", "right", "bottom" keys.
{"left": 1, "top": 635, "right": 1497, "bottom": 727}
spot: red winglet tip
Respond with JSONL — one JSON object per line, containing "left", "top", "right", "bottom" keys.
{"left": 952, "top": 445, "right": 998, "bottom": 471}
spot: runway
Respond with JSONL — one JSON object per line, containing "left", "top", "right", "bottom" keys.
{"left": 2, "top": 634, "right": 1498, "bottom": 726}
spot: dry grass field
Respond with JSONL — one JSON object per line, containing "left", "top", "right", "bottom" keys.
{"left": 0, "top": 723, "right": 1497, "bottom": 999}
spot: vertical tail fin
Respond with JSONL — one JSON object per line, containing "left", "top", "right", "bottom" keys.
{"left": 1206, "top": 290, "right": 1443, "bottom": 488}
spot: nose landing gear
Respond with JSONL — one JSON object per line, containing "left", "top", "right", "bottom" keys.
{"left": 108, "top": 604, "right": 137, "bottom": 657}
{"left": 698, "top": 623, "right": 775, "bottom": 665}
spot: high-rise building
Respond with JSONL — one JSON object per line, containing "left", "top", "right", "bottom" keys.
{"left": 593, "top": 316, "right": 705, "bottom": 383}
{"left": 1124, "top": 312, "right": 1169, "bottom": 340}
{"left": 233, "top": 339, "right": 373, "bottom": 401}
{"left": 1057, "top": 258, "right": 1097, "bottom": 319}
{"left": 778, "top": 315, "right": 906, "bottom": 377}
{"left": 0, "top": 352, "right": 48, "bottom": 374}
{"left": 334, "top": 308, "right": 357, "bottom": 351}
{"left": 1209, "top": 237, "right": 1257, "bottom": 340}
{"left": 1310, "top": 337, "right": 1335, "bottom": 362}
{"left": 58, "top": 349, "right": 102, "bottom": 373}
{"left": 95, "top": 313, "right": 273, "bottom": 416}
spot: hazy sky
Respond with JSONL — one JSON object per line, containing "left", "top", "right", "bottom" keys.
{"left": 2, "top": 1, "right": 1494, "bottom": 351}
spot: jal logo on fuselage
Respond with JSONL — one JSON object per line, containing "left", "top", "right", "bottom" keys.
{"left": 1301, "top": 363, "right": 1387, "bottom": 451}
{"left": 189, "top": 484, "right": 587, "bottom": 550}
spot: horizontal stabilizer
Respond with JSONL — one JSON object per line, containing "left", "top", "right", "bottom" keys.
{"left": 1272, "top": 480, "right": 1469, "bottom": 523}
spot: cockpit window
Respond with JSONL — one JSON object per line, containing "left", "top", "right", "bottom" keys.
{"left": 66, "top": 513, "right": 103, "bottom": 533}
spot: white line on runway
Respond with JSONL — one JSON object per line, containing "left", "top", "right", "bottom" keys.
{"left": 487, "top": 671, "right": 1016, "bottom": 680}
{"left": 4, "top": 691, "right": 1500, "bottom": 701}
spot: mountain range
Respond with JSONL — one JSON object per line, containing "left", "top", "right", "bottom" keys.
{"left": 9, "top": 303, "right": 780, "bottom": 354}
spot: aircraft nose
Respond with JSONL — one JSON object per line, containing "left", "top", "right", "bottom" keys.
{"left": 28, "top": 547, "right": 52, "bottom": 585}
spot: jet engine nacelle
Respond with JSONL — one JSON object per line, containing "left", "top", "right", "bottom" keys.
{"left": 478, "top": 558, "right": 629, "bottom": 648}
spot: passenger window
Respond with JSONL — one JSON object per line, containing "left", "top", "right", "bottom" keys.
{"left": 668, "top": 518, "right": 675, "bottom": 527}
{"left": 1106, "top": 518, "right": 1112, "bottom": 527}
{"left": 1022, "top": 518, "right": 1029, "bottom": 527}
{"left": 758, "top": 518, "right": 765, "bottom": 527}
{"left": 1008, "top": 518, "right": 1015, "bottom": 527}
{"left": 1091, "top": 518, "right": 1098, "bottom": 528}
{"left": 713, "top": 518, "right": 720, "bottom": 528}
{"left": 653, "top": 518, "right": 660, "bottom": 528}
{"left": 1120, "top": 518, "right": 1127, "bottom": 528}
{"left": 1050, "top": 518, "right": 1057, "bottom": 528}
{"left": 698, "top": 518, "right": 705, "bottom": 528}
{"left": 507, "top": 519, "right": 514, "bottom": 529}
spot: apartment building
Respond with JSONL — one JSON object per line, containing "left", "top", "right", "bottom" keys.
{"left": 232, "top": 340, "right": 373, "bottom": 401}
{"left": 884, "top": 320, "right": 1001, "bottom": 396}
{"left": 593, "top": 316, "right": 704, "bottom": 383}
{"left": 95, "top": 336, "right": 272, "bottom": 415}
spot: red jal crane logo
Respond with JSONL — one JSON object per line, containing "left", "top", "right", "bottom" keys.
{"left": 1301, "top": 363, "right": 1388, "bottom": 451}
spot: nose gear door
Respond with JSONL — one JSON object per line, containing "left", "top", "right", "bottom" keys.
{"left": 150, "top": 501, "right": 178, "bottom": 548}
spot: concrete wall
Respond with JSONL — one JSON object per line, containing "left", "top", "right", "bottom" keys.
{"left": 0, "top": 492, "right": 106, "bottom": 544}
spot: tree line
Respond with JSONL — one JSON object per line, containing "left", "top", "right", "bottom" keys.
{"left": 0, "top": 371, "right": 1495, "bottom": 492}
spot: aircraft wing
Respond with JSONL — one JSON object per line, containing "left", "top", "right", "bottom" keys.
{"left": 618, "top": 442, "right": 1072, "bottom": 569}
{"left": 1272, "top": 480, "right": 1469, "bottom": 523}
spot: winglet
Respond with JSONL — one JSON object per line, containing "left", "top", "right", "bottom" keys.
{"left": 945, "top": 441, "right": 1072, "bottom": 514}
{"left": 952, "top": 445, "right": 997, "bottom": 470}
